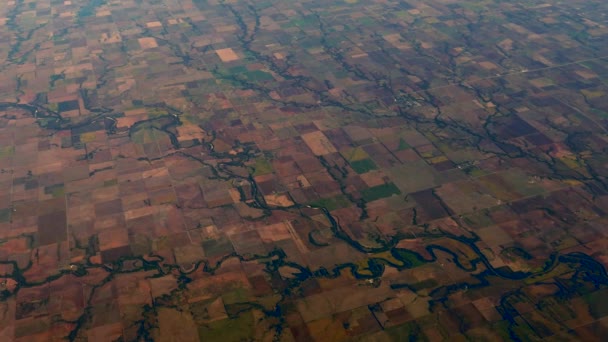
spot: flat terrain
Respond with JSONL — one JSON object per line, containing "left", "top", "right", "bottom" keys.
{"left": 0, "top": 0, "right": 608, "bottom": 340}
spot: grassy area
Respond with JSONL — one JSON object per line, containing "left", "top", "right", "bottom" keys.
{"left": 288, "top": 15, "right": 318, "bottom": 28}
{"left": 198, "top": 311, "right": 254, "bottom": 342}
{"left": 357, "top": 16, "right": 376, "bottom": 26}
{"left": 80, "top": 132, "right": 96, "bottom": 143}
{"left": 369, "top": 251, "right": 404, "bottom": 267}
{"left": 342, "top": 147, "right": 369, "bottom": 161}
{"left": 360, "top": 182, "right": 401, "bottom": 202}
{"left": 202, "top": 237, "right": 234, "bottom": 258}
{"left": 0, "top": 208, "right": 10, "bottom": 223}
{"left": 130, "top": 129, "right": 155, "bottom": 144}
{"left": 229, "top": 65, "right": 248, "bottom": 74}
{"left": 252, "top": 157, "right": 273, "bottom": 176}
{"left": 77, "top": 0, "right": 107, "bottom": 19}
{"left": 103, "top": 179, "right": 118, "bottom": 187}
{"left": 585, "top": 288, "right": 608, "bottom": 319}
{"left": 0, "top": 146, "right": 14, "bottom": 159}
{"left": 228, "top": 66, "right": 274, "bottom": 82}
{"left": 44, "top": 184, "right": 65, "bottom": 198}
{"left": 244, "top": 70, "right": 274, "bottom": 81}
{"left": 392, "top": 248, "right": 426, "bottom": 268}
{"left": 222, "top": 287, "right": 252, "bottom": 305}
{"left": 397, "top": 138, "right": 410, "bottom": 151}
{"left": 146, "top": 107, "right": 169, "bottom": 118}
{"left": 410, "top": 278, "right": 438, "bottom": 291}
{"left": 47, "top": 103, "right": 59, "bottom": 112}
{"left": 309, "top": 194, "right": 351, "bottom": 211}
{"left": 350, "top": 158, "right": 377, "bottom": 174}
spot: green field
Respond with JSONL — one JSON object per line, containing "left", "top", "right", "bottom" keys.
{"left": 198, "top": 311, "right": 255, "bottom": 342}
{"left": 360, "top": 182, "right": 401, "bottom": 202}
{"left": 350, "top": 158, "right": 378, "bottom": 174}
{"left": 44, "top": 184, "right": 65, "bottom": 198}
{"left": 0, "top": 208, "right": 10, "bottom": 223}
{"left": 252, "top": 157, "right": 273, "bottom": 176}
{"left": 244, "top": 70, "right": 274, "bottom": 81}
{"left": 397, "top": 138, "right": 410, "bottom": 151}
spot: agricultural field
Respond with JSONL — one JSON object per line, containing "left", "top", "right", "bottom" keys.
{"left": 0, "top": 0, "right": 607, "bottom": 340}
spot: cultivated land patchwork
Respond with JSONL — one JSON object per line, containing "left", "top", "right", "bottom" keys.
{"left": 0, "top": 0, "right": 608, "bottom": 340}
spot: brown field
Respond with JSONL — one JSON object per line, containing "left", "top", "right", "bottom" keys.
{"left": 301, "top": 131, "right": 337, "bottom": 156}
{"left": 138, "top": 37, "right": 158, "bottom": 49}
{"left": 215, "top": 48, "right": 240, "bottom": 62}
